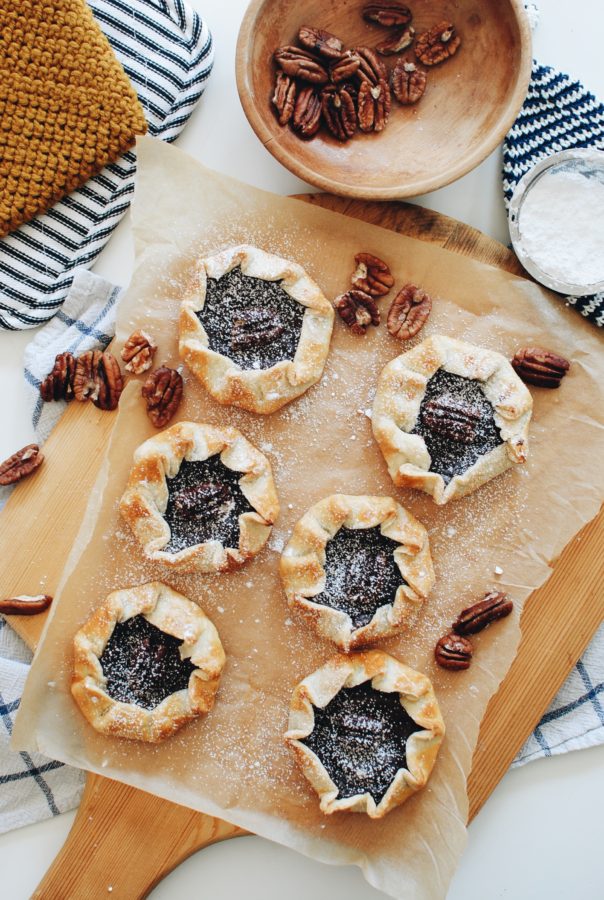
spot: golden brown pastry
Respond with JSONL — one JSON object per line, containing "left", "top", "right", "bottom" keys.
{"left": 280, "top": 494, "right": 434, "bottom": 651}
{"left": 179, "top": 244, "right": 334, "bottom": 414}
{"left": 72, "top": 582, "right": 225, "bottom": 743}
{"left": 285, "top": 651, "right": 445, "bottom": 818}
{"left": 372, "top": 334, "right": 532, "bottom": 504}
{"left": 119, "top": 421, "right": 279, "bottom": 573}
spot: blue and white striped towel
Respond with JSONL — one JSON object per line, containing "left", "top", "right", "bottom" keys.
{"left": 0, "top": 268, "right": 602, "bottom": 832}
{"left": 0, "top": 0, "right": 213, "bottom": 331}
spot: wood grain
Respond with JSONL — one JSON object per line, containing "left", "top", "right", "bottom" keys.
{"left": 236, "top": 0, "right": 532, "bottom": 198}
{"left": 1, "top": 195, "right": 601, "bottom": 898}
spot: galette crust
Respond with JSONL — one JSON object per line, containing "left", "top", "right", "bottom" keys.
{"left": 119, "top": 421, "right": 280, "bottom": 574}
{"left": 71, "top": 581, "right": 226, "bottom": 743}
{"left": 279, "top": 494, "right": 434, "bottom": 651}
{"left": 285, "top": 651, "right": 445, "bottom": 818}
{"left": 372, "top": 334, "right": 533, "bottom": 505}
{"left": 178, "top": 244, "right": 334, "bottom": 414}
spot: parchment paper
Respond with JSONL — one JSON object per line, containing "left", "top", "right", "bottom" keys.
{"left": 14, "top": 137, "right": 604, "bottom": 900}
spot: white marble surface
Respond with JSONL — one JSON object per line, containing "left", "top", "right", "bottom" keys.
{"left": 1, "top": 0, "right": 603, "bottom": 897}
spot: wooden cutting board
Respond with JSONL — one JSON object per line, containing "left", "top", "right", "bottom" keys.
{"left": 1, "top": 195, "right": 602, "bottom": 900}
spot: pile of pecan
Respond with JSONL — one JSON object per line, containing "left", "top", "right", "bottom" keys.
{"left": 435, "top": 591, "right": 514, "bottom": 671}
{"left": 334, "top": 252, "right": 434, "bottom": 341}
{"left": 271, "top": 6, "right": 461, "bottom": 142}
{"left": 40, "top": 350, "right": 123, "bottom": 411}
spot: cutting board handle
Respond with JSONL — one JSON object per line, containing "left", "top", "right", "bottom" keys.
{"left": 32, "top": 773, "right": 245, "bottom": 899}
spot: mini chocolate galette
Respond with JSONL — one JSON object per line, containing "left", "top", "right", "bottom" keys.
{"left": 372, "top": 335, "right": 533, "bottom": 504}
{"left": 119, "top": 421, "right": 279, "bottom": 574}
{"left": 179, "top": 244, "right": 334, "bottom": 414}
{"left": 285, "top": 651, "right": 445, "bottom": 818}
{"left": 72, "top": 581, "right": 225, "bottom": 743}
{"left": 280, "top": 495, "right": 434, "bottom": 650}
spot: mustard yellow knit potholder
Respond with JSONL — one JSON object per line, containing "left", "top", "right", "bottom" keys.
{"left": 0, "top": 0, "right": 147, "bottom": 238}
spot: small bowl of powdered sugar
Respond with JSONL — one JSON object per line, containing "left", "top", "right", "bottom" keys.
{"left": 508, "top": 148, "right": 604, "bottom": 296}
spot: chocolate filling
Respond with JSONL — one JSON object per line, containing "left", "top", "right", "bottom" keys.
{"left": 413, "top": 370, "right": 502, "bottom": 483}
{"left": 315, "top": 526, "right": 405, "bottom": 629}
{"left": 197, "top": 266, "right": 305, "bottom": 370}
{"left": 100, "top": 615, "right": 195, "bottom": 710}
{"left": 163, "top": 455, "right": 254, "bottom": 553}
{"left": 302, "top": 682, "right": 419, "bottom": 803}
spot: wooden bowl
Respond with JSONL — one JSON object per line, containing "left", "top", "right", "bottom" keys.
{"left": 236, "top": 0, "right": 532, "bottom": 199}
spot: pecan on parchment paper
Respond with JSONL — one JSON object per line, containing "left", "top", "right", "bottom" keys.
{"left": 391, "top": 58, "right": 427, "bottom": 104}
{"left": 321, "top": 85, "right": 357, "bottom": 141}
{"left": 452, "top": 591, "right": 514, "bottom": 636}
{"left": 435, "top": 633, "right": 473, "bottom": 670}
{"left": 292, "top": 85, "right": 323, "bottom": 138}
{"left": 40, "top": 352, "right": 77, "bottom": 402}
{"left": 272, "top": 72, "right": 297, "bottom": 125}
{"left": 274, "top": 46, "right": 328, "bottom": 84}
{"left": 362, "top": 2, "right": 412, "bottom": 27}
{"left": 0, "top": 444, "right": 44, "bottom": 486}
{"left": 298, "top": 26, "right": 344, "bottom": 60}
{"left": 354, "top": 47, "right": 387, "bottom": 85}
{"left": 351, "top": 253, "right": 394, "bottom": 296}
{"left": 142, "top": 366, "right": 183, "bottom": 428}
{"left": 357, "top": 78, "right": 391, "bottom": 132}
{"left": 334, "top": 289, "right": 380, "bottom": 335}
{"left": 0, "top": 594, "right": 52, "bottom": 616}
{"left": 74, "top": 350, "right": 123, "bottom": 410}
{"left": 387, "top": 283, "right": 432, "bottom": 339}
{"left": 415, "top": 22, "right": 461, "bottom": 66}
{"left": 422, "top": 396, "right": 481, "bottom": 444}
{"left": 329, "top": 50, "right": 361, "bottom": 83}
{"left": 121, "top": 329, "right": 157, "bottom": 375}
{"left": 511, "top": 347, "right": 570, "bottom": 388}
{"left": 376, "top": 26, "right": 415, "bottom": 56}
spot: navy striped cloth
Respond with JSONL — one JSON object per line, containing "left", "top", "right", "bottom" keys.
{"left": 0, "top": 0, "right": 214, "bottom": 330}
{"left": 503, "top": 62, "right": 604, "bottom": 326}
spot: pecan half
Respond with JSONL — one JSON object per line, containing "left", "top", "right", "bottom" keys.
{"left": 353, "top": 46, "right": 387, "bottom": 85}
{"left": 362, "top": 2, "right": 412, "bottom": 27}
{"left": 435, "top": 633, "right": 473, "bottom": 670}
{"left": 298, "top": 26, "right": 344, "bottom": 60}
{"left": 415, "top": 22, "right": 461, "bottom": 66}
{"left": 391, "top": 58, "right": 427, "bottom": 104}
{"left": 231, "top": 307, "right": 285, "bottom": 350}
{"left": 292, "top": 86, "right": 322, "bottom": 138}
{"left": 0, "top": 444, "right": 44, "bottom": 486}
{"left": 142, "top": 366, "right": 183, "bottom": 428}
{"left": 172, "top": 482, "right": 232, "bottom": 520}
{"left": 334, "top": 289, "right": 380, "bottom": 335}
{"left": 274, "top": 46, "right": 328, "bottom": 84}
{"left": 120, "top": 329, "right": 157, "bottom": 375}
{"left": 421, "top": 395, "right": 481, "bottom": 444}
{"left": 0, "top": 594, "right": 52, "bottom": 616}
{"left": 452, "top": 591, "right": 514, "bottom": 636}
{"left": 351, "top": 253, "right": 394, "bottom": 296}
{"left": 40, "top": 352, "right": 76, "bottom": 402}
{"left": 321, "top": 85, "right": 357, "bottom": 141}
{"left": 357, "top": 78, "right": 391, "bottom": 132}
{"left": 387, "top": 283, "right": 432, "bottom": 339}
{"left": 329, "top": 50, "right": 361, "bottom": 83}
{"left": 376, "top": 26, "right": 415, "bottom": 55}
{"left": 272, "top": 72, "right": 297, "bottom": 126}
{"left": 74, "top": 350, "right": 123, "bottom": 410}
{"left": 511, "top": 348, "right": 570, "bottom": 388}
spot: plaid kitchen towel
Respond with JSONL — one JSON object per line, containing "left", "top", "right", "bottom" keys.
{"left": 503, "top": 5, "right": 604, "bottom": 325}
{"left": 0, "top": 0, "right": 213, "bottom": 331}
